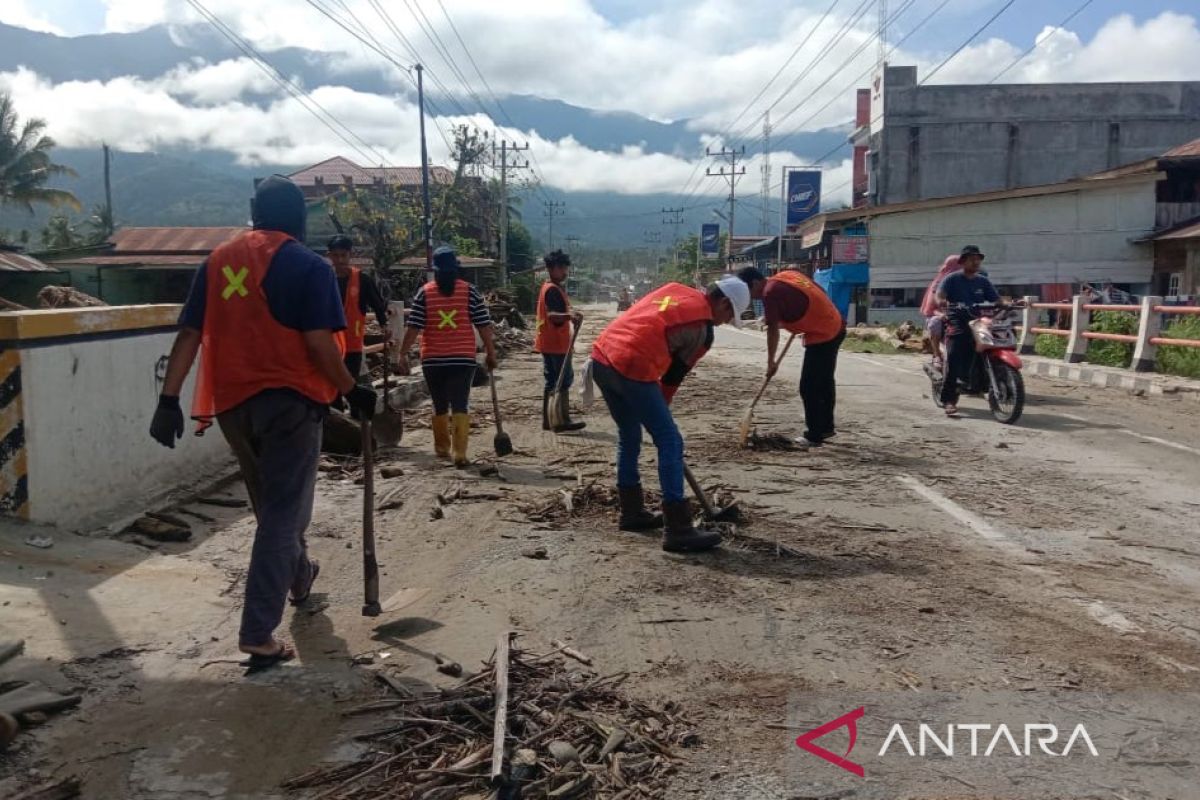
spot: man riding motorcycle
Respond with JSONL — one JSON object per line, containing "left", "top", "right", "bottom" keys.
{"left": 937, "top": 245, "right": 1001, "bottom": 416}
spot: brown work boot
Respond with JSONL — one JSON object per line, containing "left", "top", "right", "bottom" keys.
{"left": 617, "top": 485, "right": 663, "bottom": 532}
{"left": 552, "top": 392, "right": 586, "bottom": 433}
{"left": 451, "top": 412, "right": 471, "bottom": 469}
{"left": 661, "top": 499, "right": 722, "bottom": 553}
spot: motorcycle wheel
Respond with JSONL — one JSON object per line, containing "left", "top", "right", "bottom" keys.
{"left": 922, "top": 362, "right": 945, "bottom": 408}
{"left": 987, "top": 361, "right": 1025, "bottom": 424}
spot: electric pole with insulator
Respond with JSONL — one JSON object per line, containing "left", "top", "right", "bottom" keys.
{"left": 492, "top": 140, "right": 529, "bottom": 286}
{"left": 705, "top": 145, "right": 746, "bottom": 268}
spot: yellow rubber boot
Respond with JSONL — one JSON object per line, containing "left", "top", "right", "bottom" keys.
{"left": 451, "top": 412, "right": 471, "bottom": 469}
{"left": 431, "top": 414, "right": 451, "bottom": 459}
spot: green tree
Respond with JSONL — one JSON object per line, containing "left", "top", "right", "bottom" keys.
{"left": 0, "top": 93, "right": 79, "bottom": 214}
{"left": 40, "top": 214, "right": 79, "bottom": 249}
{"left": 505, "top": 219, "right": 535, "bottom": 272}
{"left": 84, "top": 203, "right": 114, "bottom": 244}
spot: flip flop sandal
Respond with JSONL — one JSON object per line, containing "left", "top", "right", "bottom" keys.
{"left": 289, "top": 561, "right": 320, "bottom": 606}
{"left": 239, "top": 643, "right": 295, "bottom": 674}
{"left": 944, "top": 405, "right": 960, "bottom": 417}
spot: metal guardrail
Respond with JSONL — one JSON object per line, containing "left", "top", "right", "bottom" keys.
{"left": 1019, "top": 295, "right": 1200, "bottom": 372}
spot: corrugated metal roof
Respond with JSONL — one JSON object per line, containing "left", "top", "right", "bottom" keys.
{"left": 0, "top": 250, "right": 61, "bottom": 273}
{"left": 111, "top": 227, "right": 245, "bottom": 254}
{"left": 1148, "top": 219, "right": 1200, "bottom": 241}
{"left": 288, "top": 156, "right": 454, "bottom": 187}
{"left": 66, "top": 255, "right": 205, "bottom": 267}
{"left": 1163, "top": 138, "right": 1200, "bottom": 159}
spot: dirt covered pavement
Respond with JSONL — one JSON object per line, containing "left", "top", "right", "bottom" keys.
{"left": 3, "top": 304, "right": 1200, "bottom": 799}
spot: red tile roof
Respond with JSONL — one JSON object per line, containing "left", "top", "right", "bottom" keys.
{"left": 110, "top": 227, "right": 246, "bottom": 254}
{"left": 0, "top": 250, "right": 60, "bottom": 272}
{"left": 288, "top": 156, "right": 453, "bottom": 188}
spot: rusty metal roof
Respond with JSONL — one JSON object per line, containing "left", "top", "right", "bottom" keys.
{"left": 111, "top": 227, "right": 245, "bottom": 254}
{"left": 1148, "top": 218, "right": 1200, "bottom": 241}
{"left": 288, "top": 156, "right": 453, "bottom": 188}
{"left": 0, "top": 250, "right": 61, "bottom": 273}
{"left": 1163, "top": 138, "right": 1200, "bottom": 159}
{"left": 66, "top": 255, "right": 205, "bottom": 267}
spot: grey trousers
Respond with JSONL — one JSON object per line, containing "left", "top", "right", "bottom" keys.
{"left": 217, "top": 390, "right": 323, "bottom": 647}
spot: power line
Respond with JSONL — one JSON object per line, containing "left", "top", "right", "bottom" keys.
{"left": 184, "top": 0, "right": 391, "bottom": 167}
{"left": 989, "top": 0, "right": 1096, "bottom": 84}
{"left": 920, "top": 0, "right": 1019, "bottom": 85}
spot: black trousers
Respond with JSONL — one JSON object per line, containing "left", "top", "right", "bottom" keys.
{"left": 800, "top": 328, "right": 845, "bottom": 442}
{"left": 940, "top": 330, "right": 975, "bottom": 406}
{"left": 423, "top": 365, "right": 476, "bottom": 415}
{"left": 344, "top": 352, "right": 364, "bottom": 383}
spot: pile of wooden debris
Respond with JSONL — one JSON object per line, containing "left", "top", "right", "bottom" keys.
{"left": 285, "top": 637, "right": 696, "bottom": 799}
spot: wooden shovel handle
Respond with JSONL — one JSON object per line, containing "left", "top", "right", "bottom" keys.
{"left": 552, "top": 322, "right": 582, "bottom": 394}
{"left": 749, "top": 333, "right": 797, "bottom": 406}
{"left": 489, "top": 370, "right": 505, "bottom": 435}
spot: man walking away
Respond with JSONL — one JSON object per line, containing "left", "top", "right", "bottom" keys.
{"left": 738, "top": 267, "right": 846, "bottom": 449}
{"left": 149, "top": 175, "right": 377, "bottom": 667}
{"left": 328, "top": 235, "right": 392, "bottom": 381}
{"left": 590, "top": 276, "right": 748, "bottom": 552}
{"left": 937, "top": 245, "right": 999, "bottom": 416}
{"left": 535, "top": 249, "right": 585, "bottom": 432}
{"left": 397, "top": 246, "right": 497, "bottom": 468}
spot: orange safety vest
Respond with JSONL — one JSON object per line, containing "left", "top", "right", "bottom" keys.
{"left": 768, "top": 270, "right": 844, "bottom": 345}
{"left": 342, "top": 268, "right": 366, "bottom": 354}
{"left": 191, "top": 230, "right": 342, "bottom": 433}
{"left": 419, "top": 279, "right": 476, "bottom": 360}
{"left": 534, "top": 280, "right": 571, "bottom": 355}
{"left": 592, "top": 282, "right": 712, "bottom": 383}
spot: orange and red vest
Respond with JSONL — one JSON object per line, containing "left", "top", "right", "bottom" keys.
{"left": 191, "top": 230, "right": 342, "bottom": 432}
{"left": 419, "top": 279, "right": 476, "bottom": 360}
{"left": 592, "top": 282, "right": 712, "bottom": 383}
{"left": 342, "top": 267, "right": 366, "bottom": 354}
{"left": 768, "top": 270, "right": 844, "bottom": 345}
{"left": 534, "top": 280, "right": 571, "bottom": 355}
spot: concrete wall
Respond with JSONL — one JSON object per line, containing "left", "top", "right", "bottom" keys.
{"left": 0, "top": 306, "right": 231, "bottom": 530}
{"left": 873, "top": 67, "right": 1200, "bottom": 205}
{"left": 868, "top": 175, "right": 1157, "bottom": 290}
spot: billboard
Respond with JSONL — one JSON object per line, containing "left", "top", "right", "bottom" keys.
{"left": 700, "top": 223, "right": 720, "bottom": 255}
{"left": 785, "top": 169, "right": 822, "bottom": 228}
{"left": 832, "top": 235, "right": 869, "bottom": 264}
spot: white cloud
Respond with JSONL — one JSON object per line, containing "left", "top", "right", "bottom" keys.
{"left": 0, "top": 0, "right": 66, "bottom": 35}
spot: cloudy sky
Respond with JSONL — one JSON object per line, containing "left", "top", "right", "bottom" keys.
{"left": 2, "top": 0, "right": 1200, "bottom": 204}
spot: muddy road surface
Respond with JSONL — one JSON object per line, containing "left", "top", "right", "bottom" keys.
{"left": 3, "top": 305, "right": 1199, "bottom": 799}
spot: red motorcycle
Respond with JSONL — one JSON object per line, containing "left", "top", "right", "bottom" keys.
{"left": 923, "top": 302, "right": 1026, "bottom": 424}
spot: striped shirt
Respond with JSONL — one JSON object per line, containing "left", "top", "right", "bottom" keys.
{"left": 407, "top": 282, "right": 493, "bottom": 368}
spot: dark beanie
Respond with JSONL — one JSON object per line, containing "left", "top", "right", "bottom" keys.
{"left": 252, "top": 175, "right": 307, "bottom": 241}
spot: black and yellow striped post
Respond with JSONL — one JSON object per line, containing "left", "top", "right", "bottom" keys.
{"left": 0, "top": 346, "right": 28, "bottom": 518}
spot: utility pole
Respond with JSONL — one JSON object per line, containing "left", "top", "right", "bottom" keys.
{"left": 492, "top": 140, "right": 530, "bottom": 287}
{"left": 543, "top": 201, "right": 565, "bottom": 250}
{"left": 416, "top": 64, "right": 433, "bottom": 271}
{"left": 565, "top": 235, "right": 582, "bottom": 252}
{"left": 878, "top": 0, "right": 889, "bottom": 68}
{"left": 705, "top": 145, "right": 746, "bottom": 267}
{"left": 102, "top": 143, "right": 114, "bottom": 237}
{"left": 661, "top": 207, "right": 685, "bottom": 273}
{"left": 643, "top": 229, "right": 662, "bottom": 275}
{"left": 760, "top": 113, "right": 771, "bottom": 236}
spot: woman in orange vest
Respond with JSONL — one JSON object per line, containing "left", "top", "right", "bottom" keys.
{"left": 327, "top": 235, "right": 392, "bottom": 380}
{"left": 150, "top": 175, "right": 376, "bottom": 669}
{"left": 738, "top": 267, "right": 846, "bottom": 448}
{"left": 397, "top": 247, "right": 497, "bottom": 468}
{"left": 590, "top": 276, "right": 749, "bottom": 553}
{"left": 534, "top": 249, "right": 585, "bottom": 432}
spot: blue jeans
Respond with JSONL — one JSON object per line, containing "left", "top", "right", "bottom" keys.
{"left": 542, "top": 353, "right": 573, "bottom": 392}
{"left": 592, "top": 360, "right": 684, "bottom": 503}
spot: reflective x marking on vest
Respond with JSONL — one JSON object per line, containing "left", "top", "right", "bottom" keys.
{"left": 657, "top": 296, "right": 679, "bottom": 312}
{"left": 437, "top": 309, "right": 459, "bottom": 329}
{"left": 221, "top": 266, "right": 250, "bottom": 300}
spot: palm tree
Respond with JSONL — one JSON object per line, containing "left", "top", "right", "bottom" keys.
{"left": 84, "top": 203, "right": 114, "bottom": 244}
{"left": 41, "top": 214, "right": 79, "bottom": 250}
{"left": 0, "top": 92, "right": 80, "bottom": 214}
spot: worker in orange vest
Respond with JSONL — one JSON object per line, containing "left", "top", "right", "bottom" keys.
{"left": 327, "top": 235, "right": 392, "bottom": 380}
{"left": 150, "top": 175, "right": 376, "bottom": 669}
{"left": 738, "top": 267, "right": 846, "bottom": 448}
{"left": 534, "top": 249, "right": 585, "bottom": 432}
{"left": 590, "top": 276, "right": 750, "bottom": 552}
{"left": 396, "top": 246, "right": 497, "bottom": 468}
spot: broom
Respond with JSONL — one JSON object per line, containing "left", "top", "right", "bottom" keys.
{"left": 547, "top": 322, "right": 583, "bottom": 431}
{"left": 738, "top": 333, "right": 797, "bottom": 446}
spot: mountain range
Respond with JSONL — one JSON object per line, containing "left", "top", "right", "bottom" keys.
{"left": 0, "top": 21, "right": 847, "bottom": 248}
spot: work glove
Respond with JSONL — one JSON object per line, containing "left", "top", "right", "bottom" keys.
{"left": 150, "top": 394, "right": 185, "bottom": 448}
{"left": 346, "top": 384, "right": 378, "bottom": 421}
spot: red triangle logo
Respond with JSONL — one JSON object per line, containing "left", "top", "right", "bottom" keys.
{"left": 795, "top": 706, "right": 866, "bottom": 777}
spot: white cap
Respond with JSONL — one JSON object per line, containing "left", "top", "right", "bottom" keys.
{"left": 715, "top": 275, "right": 750, "bottom": 328}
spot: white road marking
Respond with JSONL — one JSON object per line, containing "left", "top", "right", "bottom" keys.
{"left": 1057, "top": 412, "right": 1089, "bottom": 423}
{"left": 1117, "top": 429, "right": 1200, "bottom": 457}
{"left": 897, "top": 475, "right": 1145, "bottom": 636}
{"left": 851, "top": 354, "right": 916, "bottom": 376}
